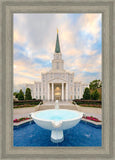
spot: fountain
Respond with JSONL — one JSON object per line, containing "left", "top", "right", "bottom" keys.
{"left": 55, "top": 100, "right": 59, "bottom": 109}
{"left": 30, "top": 100, "right": 83, "bottom": 143}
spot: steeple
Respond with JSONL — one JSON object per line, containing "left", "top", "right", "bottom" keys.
{"left": 52, "top": 30, "right": 64, "bottom": 71}
{"left": 55, "top": 29, "right": 61, "bottom": 53}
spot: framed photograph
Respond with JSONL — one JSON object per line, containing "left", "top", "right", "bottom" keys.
{"left": 0, "top": 0, "right": 114, "bottom": 159}
{"left": 13, "top": 13, "right": 102, "bottom": 146}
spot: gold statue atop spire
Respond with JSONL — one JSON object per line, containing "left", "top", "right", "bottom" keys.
{"left": 57, "top": 28, "right": 58, "bottom": 33}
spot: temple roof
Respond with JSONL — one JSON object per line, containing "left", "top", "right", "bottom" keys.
{"left": 55, "top": 29, "right": 61, "bottom": 53}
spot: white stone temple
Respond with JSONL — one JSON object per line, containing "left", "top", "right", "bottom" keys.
{"left": 26, "top": 30, "right": 88, "bottom": 101}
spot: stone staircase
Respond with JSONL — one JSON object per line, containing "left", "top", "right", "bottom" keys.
{"left": 38, "top": 101, "right": 77, "bottom": 111}
{"left": 43, "top": 101, "right": 72, "bottom": 105}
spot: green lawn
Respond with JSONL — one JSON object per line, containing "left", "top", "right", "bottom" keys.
{"left": 13, "top": 104, "right": 38, "bottom": 108}
{"left": 79, "top": 105, "right": 101, "bottom": 108}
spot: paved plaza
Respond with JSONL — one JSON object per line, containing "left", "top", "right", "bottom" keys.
{"left": 13, "top": 101, "right": 102, "bottom": 121}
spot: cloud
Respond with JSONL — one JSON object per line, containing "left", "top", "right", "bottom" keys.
{"left": 13, "top": 13, "right": 102, "bottom": 91}
{"left": 78, "top": 14, "right": 101, "bottom": 41}
{"left": 64, "top": 51, "right": 101, "bottom": 84}
{"left": 14, "top": 30, "right": 26, "bottom": 44}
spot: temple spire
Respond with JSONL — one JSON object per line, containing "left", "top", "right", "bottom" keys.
{"left": 55, "top": 29, "right": 61, "bottom": 53}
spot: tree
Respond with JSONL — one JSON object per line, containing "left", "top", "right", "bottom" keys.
{"left": 13, "top": 92, "right": 19, "bottom": 98}
{"left": 13, "top": 92, "right": 17, "bottom": 96}
{"left": 13, "top": 92, "right": 18, "bottom": 98}
{"left": 15, "top": 93, "right": 19, "bottom": 98}
{"left": 91, "top": 90, "right": 100, "bottom": 100}
{"left": 89, "top": 80, "right": 102, "bottom": 90}
{"left": 18, "top": 89, "right": 24, "bottom": 100}
{"left": 83, "top": 87, "right": 90, "bottom": 100}
{"left": 25, "top": 88, "right": 32, "bottom": 100}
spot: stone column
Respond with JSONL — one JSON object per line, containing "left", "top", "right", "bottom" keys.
{"left": 66, "top": 83, "right": 68, "bottom": 101}
{"left": 62, "top": 83, "right": 64, "bottom": 101}
{"left": 41, "top": 83, "right": 43, "bottom": 100}
{"left": 48, "top": 83, "right": 50, "bottom": 101}
{"left": 52, "top": 83, "right": 54, "bottom": 101}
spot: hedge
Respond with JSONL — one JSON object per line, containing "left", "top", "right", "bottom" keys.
{"left": 73, "top": 99, "right": 101, "bottom": 105}
{"left": 14, "top": 99, "right": 43, "bottom": 106}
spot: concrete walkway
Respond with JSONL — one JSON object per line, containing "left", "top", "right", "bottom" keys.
{"left": 75, "top": 105, "right": 102, "bottom": 120}
{"left": 13, "top": 106, "right": 39, "bottom": 119}
{"left": 13, "top": 103, "right": 102, "bottom": 121}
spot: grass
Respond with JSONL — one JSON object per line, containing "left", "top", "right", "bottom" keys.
{"left": 13, "top": 104, "right": 38, "bottom": 108}
{"left": 79, "top": 105, "right": 101, "bottom": 108}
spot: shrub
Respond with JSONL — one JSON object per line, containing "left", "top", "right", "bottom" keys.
{"left": 25, "top": 88, "right": 32, "bottom": 100}
{"left": 13, "top": 99, "right": 43, "bottom": 106}
{"left": 72, "top": 99, "right": 101, "bottom": 107}
{"left": 18, "top": 89, "right": 24, "bottom": 100}
{"left": 91, "top": 90, "right": 100, "bottom": 100}
{"left": 32, "top": 98, "right": 36, "bottom": 100}
{"left": 83, "top": 88, "right": 90, "bottom": 100}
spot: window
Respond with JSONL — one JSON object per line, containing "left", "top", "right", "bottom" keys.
{"left": 74, "top": 95, "right": 76, "bottom": 99}
{"left": 78, "top": 88, "right": 79, "bottom": 91}
{"left": 71, "top": 87, "right": 72, "bottom": 91}
{"left": 57, "top": 63, "right": 59, "bottom": 69}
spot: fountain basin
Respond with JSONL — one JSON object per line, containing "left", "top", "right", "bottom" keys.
{"left": 30, "top": 109, "right": 83, "bottom": 143}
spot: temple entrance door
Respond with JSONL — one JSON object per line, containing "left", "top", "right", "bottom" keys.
{"left": 54, "top": 84, "right": 62, "bottom": 101}
{"left": 55, "top": 95, "right": 61, "bottom": 101}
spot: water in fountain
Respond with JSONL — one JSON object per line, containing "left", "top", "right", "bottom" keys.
{"left": 30, "top": 99, "right": 83, "bottom": 143}
{"left": 55, "top": 100, "right": 59, "bottom": 109}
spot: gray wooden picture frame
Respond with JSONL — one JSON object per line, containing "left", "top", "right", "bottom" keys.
{"left": 0, "top": 0, "right": 114, "bottom": 159}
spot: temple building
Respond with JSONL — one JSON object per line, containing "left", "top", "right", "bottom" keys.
{"left": 26, "top": 30, "right": 88, "bottom": 101}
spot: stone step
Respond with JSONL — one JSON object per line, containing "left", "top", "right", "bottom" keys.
{"left": 43, "top": 101, "right": 72, "bottom": 104}
{"left": 39, "top": 104, "right": 77, "bottom": 110}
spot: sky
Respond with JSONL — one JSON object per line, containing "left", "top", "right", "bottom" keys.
{"left": 13, "top": 13, "right": 102, "bottom": 92}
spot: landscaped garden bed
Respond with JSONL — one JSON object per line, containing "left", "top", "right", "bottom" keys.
{"left": 72, "top": 99, "right": 101, "bottom": 108}
{"left": 13, "top": 116, "right": 101, "bottom": 123}
{"left": 14, "top": 104, "right": 37, "bottom": 108}
{"left": 13, "top": 117, "right": 31, "bottom": 123}
{"left": 82, "top": 116, "right": 101, "bottom": 122}
{"left": 13, "top": 100, "right": 43, "bottom": 108}
{"left": 79, "top": 104, "right": 101, "bottom": 108}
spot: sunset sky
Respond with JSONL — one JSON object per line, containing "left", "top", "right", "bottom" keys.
{"left": 13, "top": 13, "right": 102, "bottom": 91}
